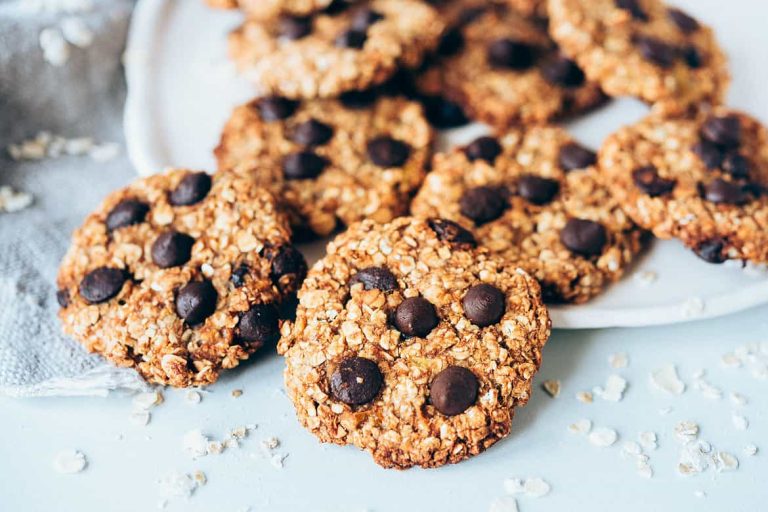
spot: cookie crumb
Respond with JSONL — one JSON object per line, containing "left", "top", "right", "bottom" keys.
{"left": 231, "top": 389, "right": 243, "bottom": 398}
{"left": 52, "top": 450, "right": 87, "bottom": 474}
{"left": 576, "top": 391, "right": 593, "bottom": 403}
{"left": 541, "top": 379, "right": 561, "bottom": 398}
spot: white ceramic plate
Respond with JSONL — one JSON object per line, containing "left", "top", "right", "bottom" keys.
{"left": 124, "top": 0, "right": 768, "bottom": 329}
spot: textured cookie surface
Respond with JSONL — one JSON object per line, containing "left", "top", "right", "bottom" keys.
{"left": 223, "top": 0, "right": 335, "bottom": 18}
{"left": 599, "top": 109, "right": 768, "bottom": 264}
{"left": 412, "top": 127, "right": 644, "bottom": 303}
{"left": 229, "top": 0, "right": 444, "bottom": 98}
{"left": 548, "top": 0, "right": 729, "bottom": 115}
{"left": 216, "top": 94, "right": 433, "bottom": 237}
{"left": 279, "top": 217, "right": 550, "bottom": 469}
{"left": 57, "top": 170, "right": 307, "bottom": 387}
{"left": 418, "top": 1, "right": 605, "bottom": 128}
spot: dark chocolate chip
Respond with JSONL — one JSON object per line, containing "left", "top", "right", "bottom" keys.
{"left": 80, "top": 267, "right": 127, "bottom": 304}
{"left": 279, "top": 16, "right": 312, "bottom": 40}
{"left": 175, "top": 280, "right": 218, "bottom": 325}
{"left": 487, "top": 38, "right": 535, "bottom": 70}
{"left": 462, "top": 284, "right": 505, "bottom": 327}
{"left": 438, "top": 28, "right": 464, "bottom": 56}
{"left": 632, "top": 166, "right": 676, "bottom": 197}
{"left": 430, "top": 366, "right": 478, "bottom": 416}
{"left": 394, "top": 297, "right": 439, "bottom": 338}
{"left": 722, "top": 152, "right": 750, "bottom": 179}
{"left": 701, "top": 115, "right": 742, "bottom": 148}
{"left": 460, "top": 186, "right": 508, "bottom": 225}
{"left": 615, "top": 0, "right": 648, "bottom": 21}
{"left": 421, "top": 96, "right": 469, "bottom": 129}
{"left": 258, "top": 96, "right": 299, "bottom": 121}
{"left": 283, "top": 151, "right": 329, "bottom": 180}
{"left": 465, "top": 136, "right": 502, "bottom": 164}
{"left": 56, "top": 288, "right": 70, "bottom": 308}
{"left": 335, "top": 29, "right": 367, "bottom": 49}
{"left": 290, "top": 119, "right": 334, "bottom": 146}
{"left": 106, "top": 199, "right": 149, "bottom": 232}
{"left": 230, "top": 263, "right": 249, "bottom": 288}
{"left": 367, "top": 136, "right": 411, "bottom": 167}
{"left": 702, "top": 178, "right": 749, "bottom": 205}
{"left": 693, "top": 238, "right": 728, "bottom": 264}
{"left": 330, "top": 356, "right": 383, "bottom": 405}
{"left": 151, "top": 230, "right": 195, "bottom": 269}
{"left": 692, "top": 141, "right": 724, "bottom": 169}
{"left": 350, "top": 266, "right": 398, "bottom": 292}
{"left": 558, "top": 142, "right": 597, "bottom": 171}
{"left": 323, "top": 0, "right": 350, "bottom": 15}
{"left": 541, "top": 55, "right": 586, "bottom": 88}
{"left": 518, "top": 175, "right": 560, "bottom": 205}
{"left": 270, "top": 244, "right": 308, "bottom": 292}
{"left": 560, "top": 218, "right": 607, "bottom": 257}
{"left": 169, "top": 172, "right": 212, "bottom": 206}
{"left": 682, "top": 45, "right": 703, "bottom": 68}
{"left": 634, "top": 35, "right": 677, "bottom": 68}
{"left": 237, "top": 303, "right": 280, "bottom": 345}
{"left": 339, "top": 89, "right": 377, "bottom": 109}
{"left": 668, "top": 8, "right": 700, "bottom": 33}
{"left": 350, "top": 8, "right": 384, "bottom": 31}
{"left": 428, "top": 218, "right": 477, "bottom": 247}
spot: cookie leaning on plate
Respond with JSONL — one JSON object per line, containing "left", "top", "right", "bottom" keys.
{"left": 228, "top": 0, "right": 444, "bottom": 98}
{"left": 278, "top": 217, "right": 551, "bottom": 469}
{"left": 548, "top": 0, "right": 729, "bottom": 115}
{"left": 56, "top": 169, "right": 307, "bottom": 387}
{"left": 411, "top": 126, "right": 645, "bottom": 304}
{"left": 599, "top": 109, "right": 768, "bottom": 265}
{"left": 215, "top": 93, "right": 433, "bottom": 237}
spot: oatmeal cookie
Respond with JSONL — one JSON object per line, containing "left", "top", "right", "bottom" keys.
{"left": 411, "top": 127, "right": 645, "bottom": 303}
{"left": 415, "top": 1, "right": 605, "bottom": 128}
{"left": 548, "top": 0, "right": 729, "bottom": 115}
{"left": 228, "top": 0, "right": 444, "bottom": 98}
{"left": 496, "top": 0, "right": 546, "bottom": 19}
{"left": 599, "top": 109, "right": 768, "bottom": 264}
{"left": 57, "top": 169, "right": 307, "bottom": 387}
{"left": 215, "top": 93, "right": 433, "bottom": 237}
{"left": 278, "top": 217, "right": 550, "bottom": 469}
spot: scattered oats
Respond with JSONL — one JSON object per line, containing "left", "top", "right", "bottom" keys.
{"left": 588, "top": 427, "right": 618, "bottom": 447}
{"left": 732, "top": 414, "right": 749, "bottom": 431}
{"left": 576, "top": 391, "right": 593, "bottom": 403}
{"left": 231, "top": 389, "right": 243, "bottom": 398}
{"left": 192, "top": 470, "right": 207, "bottom": 486}
{"left": 608, "top": 352, "right": 629, "bottom": 369}
{"left": 694, "top": 490, "right": 707, "bottom": 499}
{"left": 133, "top": 391, "right": 163, "bottom": 410}
{"left": 185, "top": 390, "right": 202, "bottom": 404}
{"left": 261, "top": 437, "right": 280, "bottom": 450}
{"left": 568, "top": 419, "right": 592, "bottom": 435}
{"left": 622, "top": 441, "right": 642, "bottom": 457}
{"left": 523, "top": 478, "right": 550, "bottom": 498}
{"left": 489, "top": 496, "right": 518, "bottom": 512}
{"left": 207, "top": 440, "right": 224, "bottom": 455}
{"left": 692, "top": 373, "right": 722, "bottom": 400}
{"left": 130, "top": 410, "right": 151, "bottom": 426}
{"left": 633, "top": 270, "right": 658, "bottom": 287}
{"left": 593, "top": 374, "right": 627, "bottom": 402}
{"left": 60, "top": 16, "right": 93, "bottom": 47}
{"left": 650, "top": 364, "right": 685, "bottom": 395}
{"left": 224, "top": 438, "right": 239, "bottom": 450}
{"left": 541, "top": 379, "right": 561, "bottom": 398}
{"left": 636, "top": 463, "right": 653, "bottom": 479}
{"left": 715, "top": 451, "right": 739, "bottom": 472}
{"left": 638, "top": 431, "right": 658, "bottom": 451}
{"left": 231, "top": 426, "right": 248, "bottom": 440}
{"left": 743, "top": 444, "right": 758, "bottom": 456}
{"left": 157, "top": 471, "right": 199, "bottom": 499}
{"left": 52, "top": 450, "right": 87, "bottom": 474}
{"left": 675, "top": 421, "right": 699, "bottom": 444}
{"left": 678, "top": 440, "right": 712, "bottom": 475}
{"left": 40, "top": 27, "right": 70, "bottom": 66}
{"left": 0, "top": 186, "right": 33, "bottom": 213}
{"left": 721, "top": 353, "right": 742, "bottom": 368}
{"left": 729, "top": 392, "right": 748, "bottom": 406}
{"left": 182, "top": 429, "right": 209, "bottom": 459}
{"left": 681, "top": 297, "right": 705, "bottom": 318}
{"left": 89, "top": 142, "right": 120, "bottom": 162}
{"left": 270, "top": 453, "right": 288, "bottom": 469}
{"left": 503, "top": 478, "right": 525, "bottom": 495}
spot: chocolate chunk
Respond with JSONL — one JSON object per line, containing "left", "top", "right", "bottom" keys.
{"left": 279, "top": 16, "right": 312, "bottom": 40}
{"left": 462, "top": 284, "right": 506, "bottom": 327}
{"left": 258, "top": 97, "right": 299, "bottom": 121}
{"left": 290, "top": 119, "right": 334, "bottom": 146}
{"left": 438, "top": 28, "right": 464, "bottom": 56}
{"left": 283, "top": 151, "right": 329, "bottom": 180}
{"left": 430, "top": 366, "right": 478, "bottom": 416}
{"left": 560, "top": 218, "right": 607, "bottom": 257}
{"left": 175, "top": 280, "right": 218, "bottom": 325}
{"left": 350, "top": 8, "right": 383, "bottom": 31}
{"left": 615, "top": 0, "right": 648, "bottom": 21}
{"left": 394, "top": 297, "right": 439, "bottom": 338}
{"left": 668, "top": 8, "right": 700, "bottom": 33}
{"left": 350, "top": 266, "right": 398, "bottom": 292}
{"left": 169, "top": 172, "right": 212, "bottom": 206}
{"left": 632, "top": 166, "right": 676, "bottom": 197}
{"left": 339, "top": 89, "right": 377, "bottom": 109}
{"left": 237, "top": 303, "right": 280, "bottom": 345}
{"left": 465, "top": 136, "right": 502, "bottom": 164}
{"left": 367, "top": 136, "right": 411, "bottom": 167}
{"left": 330, "top": 356, "right": 383, "bottom": 405}
{"left": 460, "top": 186, "right": 508, "bottom": 225}
{"left": 692, "top": 141, "right": 724, "bottom": 169}
{"left": 541, "top": 55, "right": 586, "bottom": 88}
{"left": 106, "top": 199, "right": 149, "bottom": 232}
{"left": 722, "top": 153, "right": 750, "bottom": 179}
{"left": 634, "top": 35, "right": 677, "bottom": 68}
{"left": 428, "top": 218, "right": 477, "bottom": 247}
{"left": 80, "top": 267, "right": 127, "bottom": 304}
{"left": 682, "top": 45, "right": 703, "bottom": 68}
{"left": 702, "top": 178, "right": 749, "bottom": 205}
{"left": 56, "top": 288, "right": 70, "bottom": 308}
{"left": 702, "top": 115, "right": 742, "bottom": 148}
{"left": 694, "top": 238, "right": 728, "bottom": 264}
{"left": 335, "top": 29, "right": 367, "bottom": 49}
{"left": 518, "top": 175, "right": 560, "bottom": 205}
{"left": 230, "top": 263, "right": 249, "bottom": 288}
{"left": 270, "top": 244, "right": 308, "bottom": 292}
{"left": 487, "top": 38, "right": 535, "bottom": 70}
{"left": 151, "top": 230, "right": 195, "bottom": 269}
{"left": 558, "top": 142, "right": 597, "bottom": 171}
{"left": 421, "top": 96, "right": 469, "bottom": 129}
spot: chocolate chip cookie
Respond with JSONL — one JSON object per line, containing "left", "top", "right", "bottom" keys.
{"left": 599, "top": 109, "right": 768, "bottom": 264}
{"left": 215, "top": 93, "right": 433, "bottom": 237}
{"left": 278, "top": 217, "right": 550, "bottom": 469}
{"left": 57, "top": 169, "right": 307, "bottom": 387}
{"left": 411, "top": 126, "right": 645, "bottom": 303}
{"left": 209, "top": 0, "right": 339, "bottom": 18}
{"left": 548, "top": 0, "right": 729, "bottom": 115}
{"left": 417, "top": 1, "right": 605, "bottom": 128}
{"left": 228, "top": 0, "right": 444, "bottom": 98}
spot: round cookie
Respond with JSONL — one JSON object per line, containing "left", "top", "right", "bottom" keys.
{"left": 215, "top": 93, "right": 433, "bottom": 237}
{"left": 228, "top": 0, "right": 444, "bottom": 98}
{"left": 599, "top": 109, "right": 768, "bottom": 265}
{"left": 548, "top": 0, "right": 729, "bottom": 115}
{"left": 278, "top": 217, "right": 550, "bottom": 469}
{"left": 57, "top": 169, "right": 307, "bottom": 387}
{"left": 411, "top": 126, "right": 645, "bottom": 304}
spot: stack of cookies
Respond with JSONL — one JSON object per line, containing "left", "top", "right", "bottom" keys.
{"left": 56, "top": 0, "right": 768, "bottom": 469}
